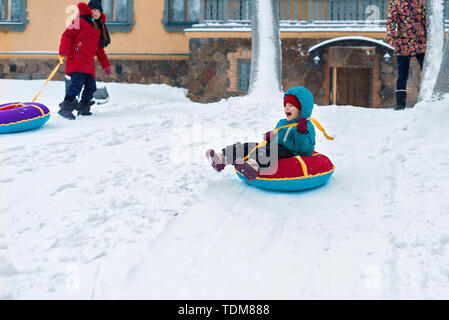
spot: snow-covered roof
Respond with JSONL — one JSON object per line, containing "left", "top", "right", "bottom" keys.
{"left": 308, "top": 36, "right": 394, "bottom": 53}
{"left": 185, "top": 22, "right": 388, "bottom": 33}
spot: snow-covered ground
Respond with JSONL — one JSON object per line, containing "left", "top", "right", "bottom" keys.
{"left": 0, "top": 79, "right": 448, "bottom": 299}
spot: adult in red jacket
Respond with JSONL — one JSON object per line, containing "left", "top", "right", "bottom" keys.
{"left": 58, "top": 0, "right": 111, "bottom": 120}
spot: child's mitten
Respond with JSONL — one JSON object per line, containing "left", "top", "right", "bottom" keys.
{"left": 264, "top": 131, "right": 276, "bottom": 142}
{"left": 297, "top": 117, "right": 308, "bottom": 133}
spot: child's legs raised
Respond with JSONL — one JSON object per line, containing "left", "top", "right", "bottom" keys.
{"left": 221, "top": 142, "right": 294, "bottom": 168}
{"left": 80, "top": 74, "right": 97, "bottom": 103}
{"left": 256, "top": 142, "right": 295, "bottom": 168}
{"left": 222, "top": 142, "right": 258, "bottom": 165}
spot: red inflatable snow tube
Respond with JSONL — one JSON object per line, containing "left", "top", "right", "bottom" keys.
{"left": 236, "top": 152, "right": 335, "bottom": 192}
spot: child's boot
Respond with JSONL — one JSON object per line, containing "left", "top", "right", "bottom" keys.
{"left": 205, "top": 149, "right": 227, "bottom": 172}
{"left": 234, "top": 158, "right": 259, "bottom": 181}
{"left": 57, "top": 99, "right": 77, "bottom": 120}
{"left": 77, "top": 100, "right": 95, "bottom": 116}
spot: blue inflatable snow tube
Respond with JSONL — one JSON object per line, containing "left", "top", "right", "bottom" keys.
{"left": 235, "top": 152, "right": 335, "bottom": 192}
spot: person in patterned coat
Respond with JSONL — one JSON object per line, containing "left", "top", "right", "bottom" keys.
{"left": 387, "top": 0, "right": 427, "bottom": 110}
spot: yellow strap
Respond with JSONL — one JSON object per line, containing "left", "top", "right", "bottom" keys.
{"left": 0, "top": 103, "right": 21, "bottom": 110}
{"left": 308, "top": 117, "right": 335, "bottom": 141}
{"left": 244, "top": 140, "right": 267, "bottom": 161}
{"left": 273, "top": 123, "right": 295, "bottom": 134}
{"left": 295, "top": 156, "right": 309, "bottom": 177}
{"left": 29, "top": 104, "right": 45, "bottom": 116}
{"left": 243, "top": 117, "right": 334, "bottom": 161}
{"left": 273, "top": 118, "right": 334, "bottom": 140}
{"left": 32, "top": 55, "right": 65, "bottom": 103}
{"left": 244, "top": 123, "right": 297, "bottom": 160}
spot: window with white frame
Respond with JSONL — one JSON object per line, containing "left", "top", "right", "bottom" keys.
{"left": 0, "top": 0, "right": 27, "bottom": 31}
{"left": 101, "top": 0, "right": 134, "bottom": 32}
{"left": 163, "top": 0, "right": 200, "bottom": 32}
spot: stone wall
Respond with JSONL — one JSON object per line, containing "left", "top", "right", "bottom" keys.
{"left": 0, "top": 42, "right": 423, "bottom": 108}
{"left": 0, "top": 58, "right": 66, "bottom": 81}
{"left": 281, "top": 38, "right": 326, "bottom": 105}
{"left": 0, "top": 58, "right": 188, "bottom": 88}
{"left": 187, "top": 38, "right": 252, "bottom": 103}
{"left": 187, "top": 38, "right": 334, "bottom": 104}
{"left": 187, "top": 37, "right": 423, "bottom": 108}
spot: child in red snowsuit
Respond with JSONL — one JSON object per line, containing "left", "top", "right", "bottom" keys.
{"left": 58, "top": 0, "right": 111, "bottom": 120}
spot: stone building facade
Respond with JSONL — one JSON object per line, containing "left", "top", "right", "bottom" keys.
{"left": 186, "top": 37, "right": 423, "bottom": 108}
{"left": 0, "top": 36, "right": 423, "bottom": 108}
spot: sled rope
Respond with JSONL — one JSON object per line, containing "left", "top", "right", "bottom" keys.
{"left": 32, "top": 55, "right": 65, "bottom": 102}
{"left": 244, "top": 117, "right": 334, "bottom": 161}
{"left": 244, "top": 140, "right": 268, "bottom": 161}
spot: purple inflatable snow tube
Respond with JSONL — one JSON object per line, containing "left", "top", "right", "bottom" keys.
{"left": 0, "top": 102, "right": 51, "bottom": 134}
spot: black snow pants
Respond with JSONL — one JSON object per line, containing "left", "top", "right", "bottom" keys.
{"left": 222, "top": 142, "right": 294, "bottom": 168}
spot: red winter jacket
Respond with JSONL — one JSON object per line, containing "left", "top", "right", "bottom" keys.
{"left": 59, "top": 2, "right": 110, "bottom": 77}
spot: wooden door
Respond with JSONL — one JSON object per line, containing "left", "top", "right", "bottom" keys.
{"left": 334, "top": 67, "right": 372, "bottom": 108}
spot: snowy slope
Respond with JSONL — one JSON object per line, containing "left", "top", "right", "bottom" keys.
{"left": 1, "top": 80, "right": 449, "bottom": 299}
{"left": 118, "top": 98, "right": 449, "bottom": 299}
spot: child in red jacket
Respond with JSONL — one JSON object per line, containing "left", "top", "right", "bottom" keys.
{"left": 58, "top": 0, "right": 111, "bottom": 120}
